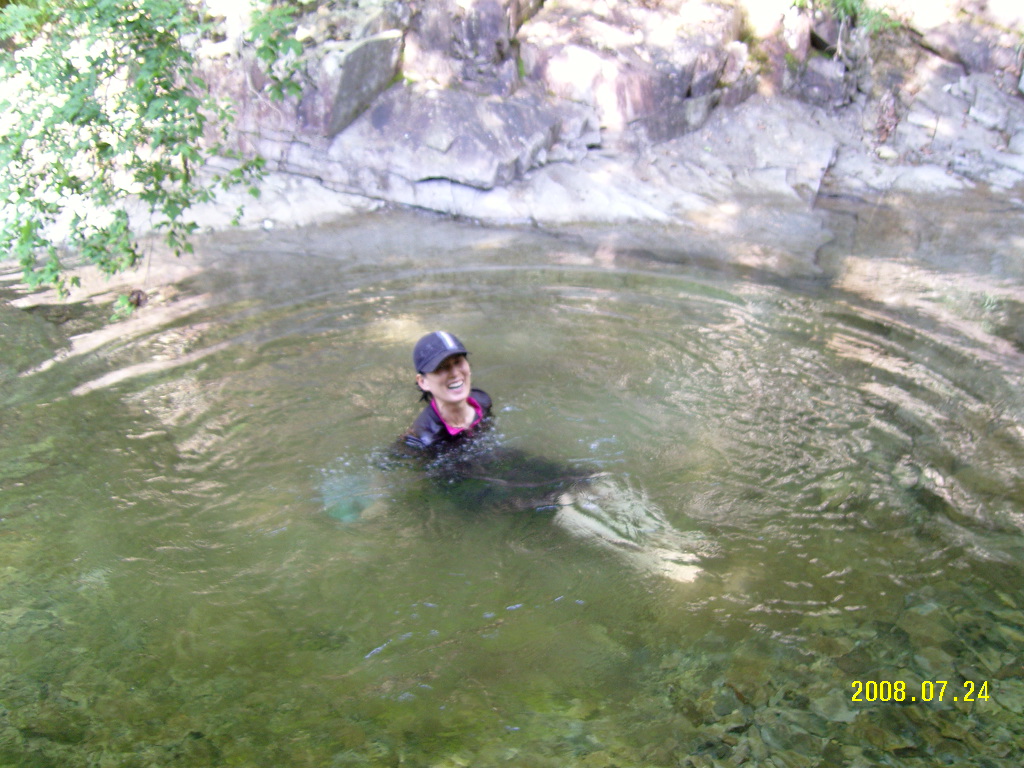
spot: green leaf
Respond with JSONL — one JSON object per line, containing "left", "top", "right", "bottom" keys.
{"left": 1, "top": 0, "right": 270, "bottom": 303}
{"left": 0, "top": 3, "right": 47, "bottom": 42}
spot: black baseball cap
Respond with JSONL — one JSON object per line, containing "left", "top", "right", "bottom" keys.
{"left": 413, "top": 331, "right": 469, "bottom": 373}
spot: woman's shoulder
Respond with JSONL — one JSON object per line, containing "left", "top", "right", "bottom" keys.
{"left": 403, "top": 403, "right": 443, "bottom": 449}
{"left": 471, "top": 388, "right": 492, "bottom": 412}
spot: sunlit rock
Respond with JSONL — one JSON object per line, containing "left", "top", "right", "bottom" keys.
{"left": 740, "top": 0, "right": 791, "bottom": 39}
{"left": 191, "top": 0, "right": 1024, "bottom": 229}
{"left": 518, "top": 0, "right": 752, "bottom": 139}
{"left": 322, "top": 83, "right": 599, "bottom": 192}
{"left": 402, "top": 0, "right": 538, "bottom": 95}
{"left": 920, "top": 18, "right": 1022, "bottom": 75}
{"left": 963, "top": 73, "right": 1016, "bottom": 132}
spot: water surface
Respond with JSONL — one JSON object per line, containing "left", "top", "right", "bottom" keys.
{"left": 2, "top": 206, "right": 1024, "bottom": 766}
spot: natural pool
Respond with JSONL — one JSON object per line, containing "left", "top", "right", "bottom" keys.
{"left": 1, "top": 205, "right": 1023, "bottom": 767}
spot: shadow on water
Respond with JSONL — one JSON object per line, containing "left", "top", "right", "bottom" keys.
{"left": 1, "top": 202, "right": 1024, "bottom": 766}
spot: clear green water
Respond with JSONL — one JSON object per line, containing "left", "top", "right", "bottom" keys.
{"left": 2, "top": 210, "right": 1024, "bottom": 766}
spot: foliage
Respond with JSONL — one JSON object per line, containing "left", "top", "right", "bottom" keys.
{"left": 247, "top": 3, "right": 305, "bottom": 101}
{"left": 109, "top": 292, "right": 137, "bottom": 322}
{"left": 0, "top": 0, "right": 274, "bottom": 299}
{"left": 794, "top": 0, "right": 900, "bottom": 36}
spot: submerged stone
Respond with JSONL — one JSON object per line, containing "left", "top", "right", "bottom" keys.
{"left": 554, "top": 474, "right": 713, "bottom": 583}
{"left": 810, "top": 690, "right": 858, "bottom": 723}
{"left": 993, "top": 679, "right": 1024, "bottom": 715}
{"left": 850, "top": 712, "right": 919, "bottom": 753}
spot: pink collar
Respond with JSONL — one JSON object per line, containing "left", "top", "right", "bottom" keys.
{"left": 432, "top": 396, "right": 483, "bottom": 435}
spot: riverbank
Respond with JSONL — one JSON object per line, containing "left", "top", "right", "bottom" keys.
{"left": 180, "top": 0, "right": 1024, "bottom": 271}
{"left": 184, "top": 83, "right": 1024, "bottom": 286}
{"left": 6, "top": 0, "right": 1024, "bottom": 310}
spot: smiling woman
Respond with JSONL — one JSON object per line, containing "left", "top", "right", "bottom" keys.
{"left": 404, "top": 331, "right": 493, "bottom": 450}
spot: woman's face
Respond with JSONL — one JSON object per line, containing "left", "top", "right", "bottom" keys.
{"left": 417, "top": 354, "right": 472, "bottom": 406}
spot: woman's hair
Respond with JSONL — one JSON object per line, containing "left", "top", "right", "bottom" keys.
{"left": 417, "top": 382, "right": 432, "bottom": 402}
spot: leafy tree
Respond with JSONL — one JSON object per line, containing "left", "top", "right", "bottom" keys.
{"left": 0, "top": 0, "right": 279, "bottom": 299}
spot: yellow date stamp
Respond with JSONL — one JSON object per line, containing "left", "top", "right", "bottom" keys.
{"left": 851, "top": 680, "right": 991, "bottom": 703}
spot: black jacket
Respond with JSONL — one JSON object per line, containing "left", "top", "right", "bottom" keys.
{"left": 403, "top": 389, "right": 492, "bottom": 451}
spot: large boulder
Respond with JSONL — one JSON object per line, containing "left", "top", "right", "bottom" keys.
{"left": 322, "top": 32, "right": 405, "bottom": 137}
{"left": 920, "top": 19, "right": 1022, "bottom": 74}
{"left": 270, "top": 83, "right": 599, "bottom": 201}
{"left": 887, "top": 0, "right": 1023, "bottom": 35}
{"left": 886, "top": 0, "right": 1024, "bottom": 75}
{"left": 518, "top": 0, "right": 754, "bottom": 139}
{"left": 330, "top": 84, "right": 598, "bottom": 189}
{"left": 201, "top": 29, "right": 404, "bottom": 145}
{"left": 403, "top": 0, "right": 545, "bottom": 94}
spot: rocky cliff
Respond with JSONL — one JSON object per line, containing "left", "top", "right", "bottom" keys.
{"left": 196, "top": 0, "right": 1024, "bottom": 241}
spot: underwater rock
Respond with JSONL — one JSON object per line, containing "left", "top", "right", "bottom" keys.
{"left": 164, "top": 731, "right": 224, "bottom": 764}
{"left": 848, "top": 711, "right": 918, "bottom": 753}
{"left": 9, "top": 701, "right": 89, "bottom": 745}
{"left": 553, "top": 474, "right": 712, "bottom": 582}
{"left": 810, "top": 689, "right": 858, "bottom": 723}
{"left": 994, "top": 679, "right": 1024, "bottom": 715}
{"left": 896, "top": 602, "right": 955, "bottom": 646}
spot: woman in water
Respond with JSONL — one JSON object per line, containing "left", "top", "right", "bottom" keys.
{"left": 398, "top": 331, "right": 710, "bottom": 582}
{"left": 403, "top": 331, "right": 492, "bottom": 451}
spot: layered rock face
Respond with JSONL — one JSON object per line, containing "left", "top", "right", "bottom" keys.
{"left": 198, "top": 0, "right": 1024, "bottom": 226}
{"left": 202, "top": 0, "right": 760, "bottom": 198}
{"left": 517, "top": 0, "right": 755, "bottom": 139}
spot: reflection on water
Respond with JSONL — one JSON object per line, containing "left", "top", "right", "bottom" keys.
{"left": 1, "top": 207, "right": 1024, "bottom": 766}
